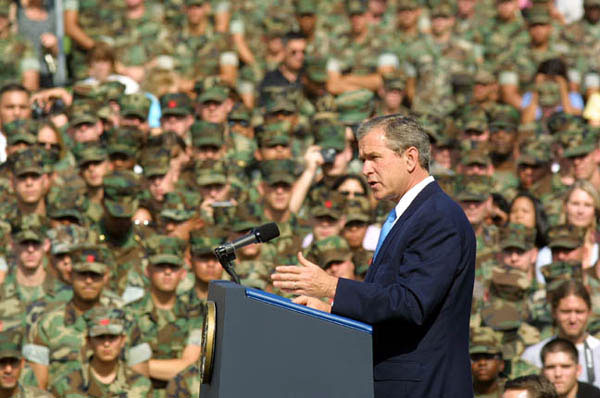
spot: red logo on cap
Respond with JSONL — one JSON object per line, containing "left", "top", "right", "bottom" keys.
{"left": 168, "top": 100, "right": 177, "bottom": 108}
{"left": 324, "top": 200, "right": 332, "bottom": 208}
{"left": 87, "top": 255, "right": 95, "bottom": 263}
{"left": 99, "top": 318, "right": 110, "bottom": 326}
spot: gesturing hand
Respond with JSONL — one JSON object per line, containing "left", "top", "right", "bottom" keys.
{"left": 271, "top": 252, "right": 339, "bottom": 299}
{"left": 293, "top": 295, "right": 332, "bottom": 313}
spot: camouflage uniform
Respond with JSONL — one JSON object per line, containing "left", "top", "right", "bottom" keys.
{"left": 469, "top": 326, "right": 506, "bottom": 397}
{"left": 305, "top": 235, "right": 353, "bottom": 271}
{"left": 344, "top": 197, "right": 374, "bottom": 278}
{"left": 165, "top": 363, "right": 200, "bottom": 398}
{"left": 73, "top": 143, "right": 109, "bottom": 225}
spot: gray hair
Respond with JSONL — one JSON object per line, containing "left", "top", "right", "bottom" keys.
{"left": 356, "top": 114, "right": 431, "bottom": 171}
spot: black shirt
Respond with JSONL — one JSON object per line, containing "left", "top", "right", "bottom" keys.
{"left": 578, "top": 381, "right": 600, "bottom": 398}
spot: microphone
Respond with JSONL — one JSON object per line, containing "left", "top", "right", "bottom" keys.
{"left": 214, "top": 223, "right": 280, "bottom": 284}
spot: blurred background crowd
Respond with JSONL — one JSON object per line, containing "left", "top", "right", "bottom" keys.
{"left": 1, "top": 0, "right": 600, "bottom": 396}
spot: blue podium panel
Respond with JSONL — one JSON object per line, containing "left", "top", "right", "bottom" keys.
{"left": 201, "top": 281, "right": 374, "bottom": 398}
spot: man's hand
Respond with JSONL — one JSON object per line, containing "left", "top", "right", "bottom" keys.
{"left": 271, "top": 252, "right": 339, "bottom": 299}
{"left": 293, "top": 295, "right": 332, "bottom": 313}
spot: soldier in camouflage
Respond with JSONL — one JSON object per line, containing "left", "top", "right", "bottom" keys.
{"left": 469, "top": 326, "right": 506, "bottom": 398}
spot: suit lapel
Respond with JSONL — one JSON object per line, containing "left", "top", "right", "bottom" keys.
{"left": 364, "top": 181, "right": 441, "bottom": 282}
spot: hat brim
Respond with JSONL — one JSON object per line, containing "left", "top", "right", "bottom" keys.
{"left": 104, "top": 198, "right": 138, "bottom": 218}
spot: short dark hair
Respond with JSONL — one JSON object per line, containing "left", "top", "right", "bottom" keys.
{"left": 550, "top": 280, "right": 591, "bottom": 312}
{"left": 0, "top": 83, "right": 29, "bottom": 98}
{"left": 282, "top": 31, "right": 307, "bottom": 46}
{"left": 541, "top": 338, "right": 579, "bottom": 365}
{"left": 504, "top": 375, "right": 558, "bottom": 398}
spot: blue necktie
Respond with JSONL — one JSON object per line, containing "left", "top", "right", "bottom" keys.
{"left": 374, "top": 208, "right": 397, "bottom": 260}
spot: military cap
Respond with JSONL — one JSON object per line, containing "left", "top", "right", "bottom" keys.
{"left": 547, "top": 224, "right": 585, "bottom": 249}
{"left": 12, "top": 213, "right": 46, "bottom": 243}
{"left": 562, "top": 128, "right": 597, "bottom": 158}
{"left": 454, "top": 175, "right": 492, "bottom": 202}
{"left": 305, "top": 56, "right": 327, "bottom": 84}
{"left": 190, "top": 227, "right": 226, "bottom": 256}
{"left": 191, "top": 121, "right": 225, "bottom": 148}
{"left": 430, "top": 2, "right": 455, "bottom": 18}
{"left": 307, "top": 236, "right": 353, "bottom": 269}
{"left": 160, "top": 191, "right": 196, "bottom": 222}
{"left": 102, "top": 170, "right": 140, "bottom": 218}
{"left": 418, "top": 114, "right": 454, "bottom": 147}
{"left": 69, "top": 109, "right": 98, "bottom": 128}
{"left": 396, "top": 0, "right": 419, "bottom": 10}
{"left": 260, "top": 159, "right": 296, "bottom": 185}
{"left": 474, "top": 69, "right": 496, "bottom": 85}
{"left": 469, "top": 326, "right": 503, "bottom": 355}
{"left": 547, "top": 112, "right": 583, "bottom": 135}
{"left": 185, "top": 0, "right": 206, "bottom": 6}
{"left": 11, "top": 147, "right": 45, "bottom": 176}
{"left": 383, "top": 73, "right": 405, "bottom": 91}
{"left": 106, "top": 127, "right": 139, "bottom": 157}
{"left": 463, "top": 113, "right": 487, "bottom": 133}
{"left": 48, "top": 224, "right": 96, "bottom": 255}
{"left": 517, "top": 138, "right": 552, "bottom": 165}
{"left": 526, "top": 4, "right": 552, "bottom": 24}
{"left": 71, "top": 245, "right": 110, "bottom": 274}
{"left": 160, "top": 93, "right": 192, "bottom": 117}
{"left": 489, "top": 264, "right": 532, "bottom": 300}
{"left": 228, "top": 104, "right": 252, "bottom": 123}
{"left": 98, "top": 81, "right": 127, "bottom": 102}
{"left": 198, "top": 85, "right": 229, "bottom": 104}
{"left": 0, "top": 331, "right": 22, "bottom": 359}
{"left": 231, "top": 203, "right": 263, "bottom": 232}
{"left": 256, "top": 121, "right": 292, "bottom": 147}
{"left": 87, "top": 307, "right": 126, "bottom": 337}
{"left": 47, "top": 190, "right": 85, "bottom": 224}
{"left": 500, "top": 223, "right": 536, "bottom": 251}
{"left": 3, "top": 119, "right": 40, "bottom": 146}
{"left": 347, "top": 0, "right": 367, "bottom": 14}
{"left": 74, "top": 142, "right": 108, "bottom": 167}
{"left": 541, "top": 261, "right": 582, "bottom": 290}
{"left": 263, "top": 12, "right": 288, "bottom": 37}
{"left": 345, "top": 197, "right": 372, "bottom": 223}
{"left": 141, "top": 148, "right": 170, "bottom": 178}
{"left": 460, "top": 147, "right": 491, "bottom": 166}
{"left": 538, "top": 81, "right": 561, "bottom": 107}
{"left": 315, "top": 122, "right": 346, "bottom": 151}
{"left": 310, "top": 191, "right": 346, "bottom": 219}
{"left": 265, "top": 95, "right": 296, "bottom": 115}
{"left": 196, "top": 160, "right": 228, "bottom": 186}
{"left": 120, "top": 93, "right": 151, "bottom": 120}
{"left": 335, "top": 89, "right": 374, "bottom": 125}
{"left": 489, "top": 114, "right": 518, "bottom": 131}
{"left": 146, "top": 234, "right": 185, "bottom": 266}
{"left": 296, "top": 0, "right": 317, "bottom": 14}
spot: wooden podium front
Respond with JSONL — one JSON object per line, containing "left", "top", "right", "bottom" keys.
{"left": 200, "top": 281, "right": 374, "bottom": 398}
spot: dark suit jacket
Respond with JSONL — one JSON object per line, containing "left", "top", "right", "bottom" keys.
{"left": 332, "top": 181, "right": 476, "bottom": 398}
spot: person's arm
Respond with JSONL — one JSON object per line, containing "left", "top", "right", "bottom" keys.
{"left": 326, "top": 71, "right": 363, "bottom": 95}
{"left": 521, "top": 91, "right": 538, "bottom": 124}
{"left": 147, "top": 345, "right": 201, "bottom": 380}
{"left": 64, "top": 10, "right": 94, "bottom": 50}
{"left": 340, "top": 73, "right": 383, "bottom": 92}
{"left": 556, "top": 75, "right": 581, "bottom": 115}
{"left": 289, "top": 146, "right": 323, "bottom": 214}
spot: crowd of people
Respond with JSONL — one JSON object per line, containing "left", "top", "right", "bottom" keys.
{"left": 1, "top": 0, "right": 600, "bottom": 396}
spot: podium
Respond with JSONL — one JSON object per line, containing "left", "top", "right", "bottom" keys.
{"left": 200, "top": 281, "right": 374, "bottom": 398}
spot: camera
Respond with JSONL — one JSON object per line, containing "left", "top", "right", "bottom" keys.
{"left": 320, "top": 148, "right": 338, "bottom": 165}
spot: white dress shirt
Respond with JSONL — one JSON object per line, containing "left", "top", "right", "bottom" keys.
{"left": 390, "top": 176, "right": 435, "bottom": 228}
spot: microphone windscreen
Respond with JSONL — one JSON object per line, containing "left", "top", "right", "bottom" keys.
{"left": 256, "top": 222, "right": 280, "bottom": 242}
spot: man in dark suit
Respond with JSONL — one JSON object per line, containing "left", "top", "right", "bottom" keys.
{"left": 272, "top": 114, "right": 476, "bottom": 398}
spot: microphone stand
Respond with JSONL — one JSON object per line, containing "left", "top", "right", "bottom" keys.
{"left": 214, "top": 245, "right": 241, "bottom": 284}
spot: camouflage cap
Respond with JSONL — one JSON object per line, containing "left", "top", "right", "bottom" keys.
{"left": 315, "top": 122, "right": 346, "bottom": 151}
{"left": 296, "top": 0, "right": 317, "bottom": 14}
{"left": 71, "top": 245, "right": 110, "bottom": 274}
{"left": 198, "top": 85, "right": 229, "bottom": 104}
{"left": 86, "top": 307, "right": 126, "bottom": 337}
{"left": 74, "top": 142, "right": 108, "bottom": 167}
{"left": 463, "top": 113, "right": 488, "bottom": 133}
{"left": 256, "top": 121, "right": 292, "bottom": 148}
{"left": 305, "top": 57, "right": 327, "bottom": 84}
{"left": 190, "top": 227, "right": 226, "bottom": 256}
{"left": 562, "top": 128, "right": 597, "bottom": 158}
{"left": 146, "top": 234, "right": 185, "bottom": 266}
{"left": 469, "top": 326, "right": 503, "bottom": 355}
{"left": 102, "top": 170, "right": 140, "bottom": 218}
{"left": 538, "top": 81, "right": 561, "bottom": 107}
{"left": 11, "top": 147, "right": 45, "bottom": 176}
{"left": 310, "top": 191, "right": 346, "bottom": 219}
{"left": 196, "top": 159, "right": 228, "bottom": 186}
{"left": 345, "top": 196, "right": 372, "bottom": 223}
{"left": 259, "top": 159, "right": 296, "bottom": 185}
{"left": 474, "top": 69, "right": 496, "bottom": 85}
{"left": 335, "top": 89, "right": 374, "bottom": 125}
{"left": 547, "top": 224, "right": 585, "bottom": 249}
{"left": 396, "top": 0, "right": 419, "bottom": 10}
{"left": 0, "top": 331, "right": 22, "bottom": 359}
{"left": 98, "top": 81, "right": 127, "bottom": 102}
{"left": 69, "top": 109, "right": 98, "bottom": 128}
{"left": 307, "top": 236, "right": 352, "bottom": 269}
{"left": 160, "top": 191, "right": 196, "bottom": 222}
{"left": 160, "top": 93, "right": 192, "bottom": 117}
{"left": 431, "top": 2, "right": 456, "bottom": 18}
{"left": 12, "top": 213, "right": 46, "bottom": 243}
{"left": 526, "top": 4, "right": 552, "bottom": 25}
{"left": 517, "top": 138, "right": 552, "bottom": 165}
{"left": 489, "top": 113, "right": 518, "bottom": 131}
{"left": 454, "top": 174, "right": 492, "bottom": 202}
{"left": 231, "top": 203, "right": 263, "bottom": 232}
{"left": 500, "top": 223, "right": 536, "bottom": 251}
{"left": 191, "top": 121, "right": 225, "bottom": 148}
{"left": 383, "top": 73, "right": 405, "bottom": 92}
{"left": 460, "top": 147, "right": 491, "bottom": 166}
{"left": 106, "top": 127, "right": 140, "bottom": 157}
{"left": 47, "top": 189, "right": 85, "bottom": 224}
{"left": 141, "top": 148, "right": 170, "bottom": 178}
{"left": 119, "top": 93, "right": 151, "bottom": 120}
{"left": 541, "top": 261, "right": 583, "bottom": 292}
{"left": 47, "top": 224, "right": 96, "bottom": 255}
{"left": 3, "top": 119, "right": 40, "bottom": 146}
{"left": 265, "top": 95, "right": 296, "bottom": 115}
{"left": 228, "top": 104, "right": 252, "bottom": 123}
{"left": 347, "top": 0, "right": 367, "bottom": 14}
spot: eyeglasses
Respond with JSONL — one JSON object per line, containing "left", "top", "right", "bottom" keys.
{"left": 37, "top": 142, "right": 61, "bottom": 152}
{"left": 339, "top": 190, "right": 366, "bottom": 197}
